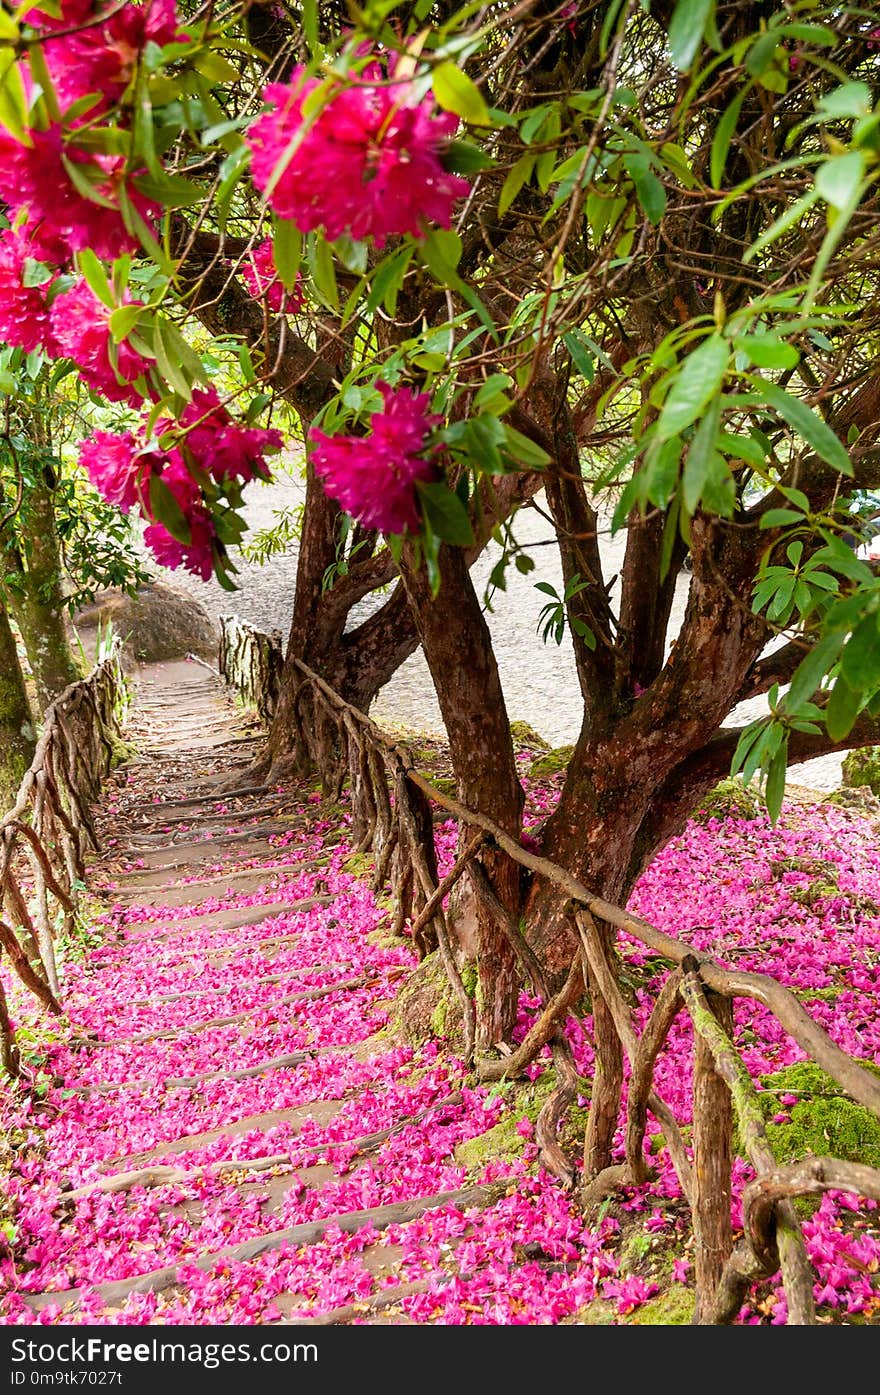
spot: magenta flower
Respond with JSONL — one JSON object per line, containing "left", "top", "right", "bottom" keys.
{"left": 174, "top": 387, "right": 283, "bottom": 485}
{"left": 238, "top": 238, "right": 304, "bottom": 315}
{"left": 143, "top": 506, "right": 216, "bottom": 580}
{"left": 78, "top": 431, "right": 151, "bottom": 512}
{"left": 50, "top": 281, "right": 152, "bottom": 404}
{"left": 309, "top": 383, "right": 440, "bottom": 534}
{"left": 0, "top": 226, "right": 58, "bottom": 353}
{"left": 0, "top": 126, "right": 158, "bottom": 261}
{"left": 25, "top": 0, "right": 185, "bottom": 114}
{"left": 246, "top": 65, "right": 470, "bottom": 247}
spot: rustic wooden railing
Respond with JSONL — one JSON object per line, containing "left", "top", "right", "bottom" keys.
{"left": 0, "top": 642, "right": 127, "bottom": 1076}
{"left": 218, "top": 612, "right": 283, "bottom": 727}
{"left": 218, "top": 615, "right": 880, "bottom": 1326}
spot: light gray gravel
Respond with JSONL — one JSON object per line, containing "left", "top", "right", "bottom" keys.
{"left": 144, "top": 469, "right": 845, "bottom": 793}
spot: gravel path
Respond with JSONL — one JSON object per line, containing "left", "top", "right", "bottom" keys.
{"left": 145, "top": 468, "right": 845, "bottom": 793}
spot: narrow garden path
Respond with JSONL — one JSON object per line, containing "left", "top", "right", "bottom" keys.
{"left": 5, "top": 659, "right": 880, "bottom": 1326}
{"left": 0, "top": 660, "right": 627, "bottom": 1326}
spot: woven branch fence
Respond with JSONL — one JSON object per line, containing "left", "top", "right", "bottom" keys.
{"left": 218, "top": 613, "right": 283, "bottom": 728}
{"left": 220, "top": 614, "right": 880, "bottom": 1324}
{"left": 0, "top": 642, "right": 127, "bottom": 1076}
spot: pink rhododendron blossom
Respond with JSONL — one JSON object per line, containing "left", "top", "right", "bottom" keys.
{"left": 78, "top": 388, "right": 279, "bottom": 580}
{"left": 174, "top": 387, "right": 283, "bottom": 484}
{"left": 246, "top": 65, "right": 470, "bottom": 246}
{"left": 0, "top": 127, "right": 158, "bottom": 260}
{"left": 78, "top": 431, "right": 152, "bottom": 512}
{"left": 25, "top": 0, "right": 185, "bottom": 113}
{"left": 310, "top": 383, "right": 440, "bottom": 534}
{"left": 238, "top": 238, "right": 304, "bottom": 314}
{"left": 50, "top": 281, "right": 152, "bottom": 404}
{"left": 143, "top": 505, "right": 216, "bottom": 580}
{"left": 0, "top": 225, "right": 58, "bottom": 352}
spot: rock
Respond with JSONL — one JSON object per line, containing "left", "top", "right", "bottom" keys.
{"left": 528, "top": 745, "right": 574, "bottom": 779}
{"left": 508, "top": 721, "right": 551, "bottom": 752}
{"left": 825, "top": 785, "right": 880, "bottom": 818}
{"left": 840, "top": 747, "right": 880, "bottom": 798}
{"left": 691, "top": 776, "right": 762, "bottom": 824}
{"left": 73, "top": 583, "right": 219, "bottom": 668}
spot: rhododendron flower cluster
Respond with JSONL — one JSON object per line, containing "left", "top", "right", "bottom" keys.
{"left": 0, "top": 225, "right": 57, "bottom": 353}
{"left": 310, "top": 383, "right": 440, "bottom": 534}
{"left": 0, "top": 128, "right": 158, "bottom": 263}
{"left": 246, "top": 64, "right": 470, "bottom": 247}
{"left": 79, "top": 387, "right": 282, "bottom": 578}
{"left": 24, "top": 0, "right": 185, "bottom": 114}
{"left": 238, "top": 238, "right": 303, "bottom": 314}
{"left": 50, "top": 281, "right": 152, "bottom": 404}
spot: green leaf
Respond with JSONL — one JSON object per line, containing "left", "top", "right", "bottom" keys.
{"left": 153, "top": 317, "right": 205, "bottom": 400}
{"left": 502, "top": 424, "right": 552, "bottom": 469}
{"left": 365, "top": 245, "right": 413, "bottom": 317}
{"left": 732, "top": 334, "right": 799, "bottom": 369}
{"left": 108, "top": 305, "right": 144, "bottom": 343}
{"left": 645, "top": 436, "right": 682, "bottom": 508}
{"left": 148, "top": 474, "right": 191, "bottom": 543}
{"left": 841, "top": 615, "right": 880, "bottom": 690}
{"left": 817, "top": 83, "right": 873, "bottom": 121}
{"left": 563, "top": 331, "right": 595, "bottom": 382}
{"left": 667, "top": 0, "right": 714, "bottom": 70}
{"left": 625, "top": 156, "right": 666, "bottom": 224}
{"left": 271, "top": 219, "right": 302, "bottom": 291}
{"left": 814, "top": 151, "right": 865, "bottom": 211}
{"left": 76, "top": 249, "right": 115, "bottom": 308}
{"left": 421, "top": 228, "right": 463, "bottom": 285}
{"left": 759, "top": 507, "right": 806, "bottom": 529}
{"left": 443, "top": 139, "right": 495, "bottom": 174}
{"left": 657, "top": 335, "right": 729, "bottom": 439}
{"left": 784, "top": 631, "right": 843, "bottom": 710}
{"left": 710, "top": 88, "right": 747, "bottom": 188}
{"left": 417, "top": 481, "right": 475, "bottom": 546}
{"left": 432, "top": 61, "right": 491, "bottom": 126}
{"left": 825, "top": 675, "right": 863, "bottom": 741}
{"left": 0, "top": 51, "right": 28, "bottom": 143}
{"left": 746, "top": 30, "right": 782, "bottom": 78}
{"left": 761, "top": 382, "right": 851, "bottom": 475}
{"left": 133, "top": 171, "right": 203, "bottom": 208}
{"left": 310, "top": 236, "right": 338, "bottom": 310}
{"left": 498, "top": 152, "right": 536, "bottom": 217}
{"left": 764, "top": 740, "right": 788, "bottom": 824}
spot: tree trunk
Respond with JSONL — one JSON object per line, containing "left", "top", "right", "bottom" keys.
{"left": 0, "top": 477, "right": 81, "bottom": 711}
{"left": 0, "top": 606, "right": 36, "bottom": 807}
{"left": 399, "top": 543, "right": 525, "bottom": 1050}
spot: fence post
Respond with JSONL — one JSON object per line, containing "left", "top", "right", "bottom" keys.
{"left": 691, "top": 975, "right": 735, "bottom": 1323}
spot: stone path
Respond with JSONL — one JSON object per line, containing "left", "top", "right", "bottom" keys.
{"left": 2, "top": 659, "right": 605, "bottom": 1327}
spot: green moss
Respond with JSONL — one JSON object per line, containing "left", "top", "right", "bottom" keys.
{"left": 789, "top": 880, "right": 842, "bottom": 907}
{"left": 571, "top": 1298, "right": 617, "bottom": 1325}
{"left": 430, "top": 998, "right": 448, "bottom": 1036}
{"left": 691, "top": 777, "right": 762, "bottom": 825}
{"left": 341, "top": 852, "right": 374, "bottom": 878}
{"left": 795, "top": 986, "right": 844, "bottom": 1004}
{"left": 509, "top": 721, "right": 551, "bottom": 752}
{"left": 417, "top": 772, "right": 456, "bottom": 798}
{"left": 454, "top": 1074, "right": 557, "bottom": 1172}
{"left": 753, "top": 1063, "right": 880, "bottom": 1185}
{"left": 529, "top": 745, "right": 573, "bottom": 779}
{"left": 632, "top": 1285, "right": 695, "bottom": 1325}
{"left": 108, "top": 735, "right": 138, "bottom": 769}
{"left": 460, "top": 963, "right": 478, "bottom": 998}
{"left": 841, "top": 747, "right": 880, "bottom": 796}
